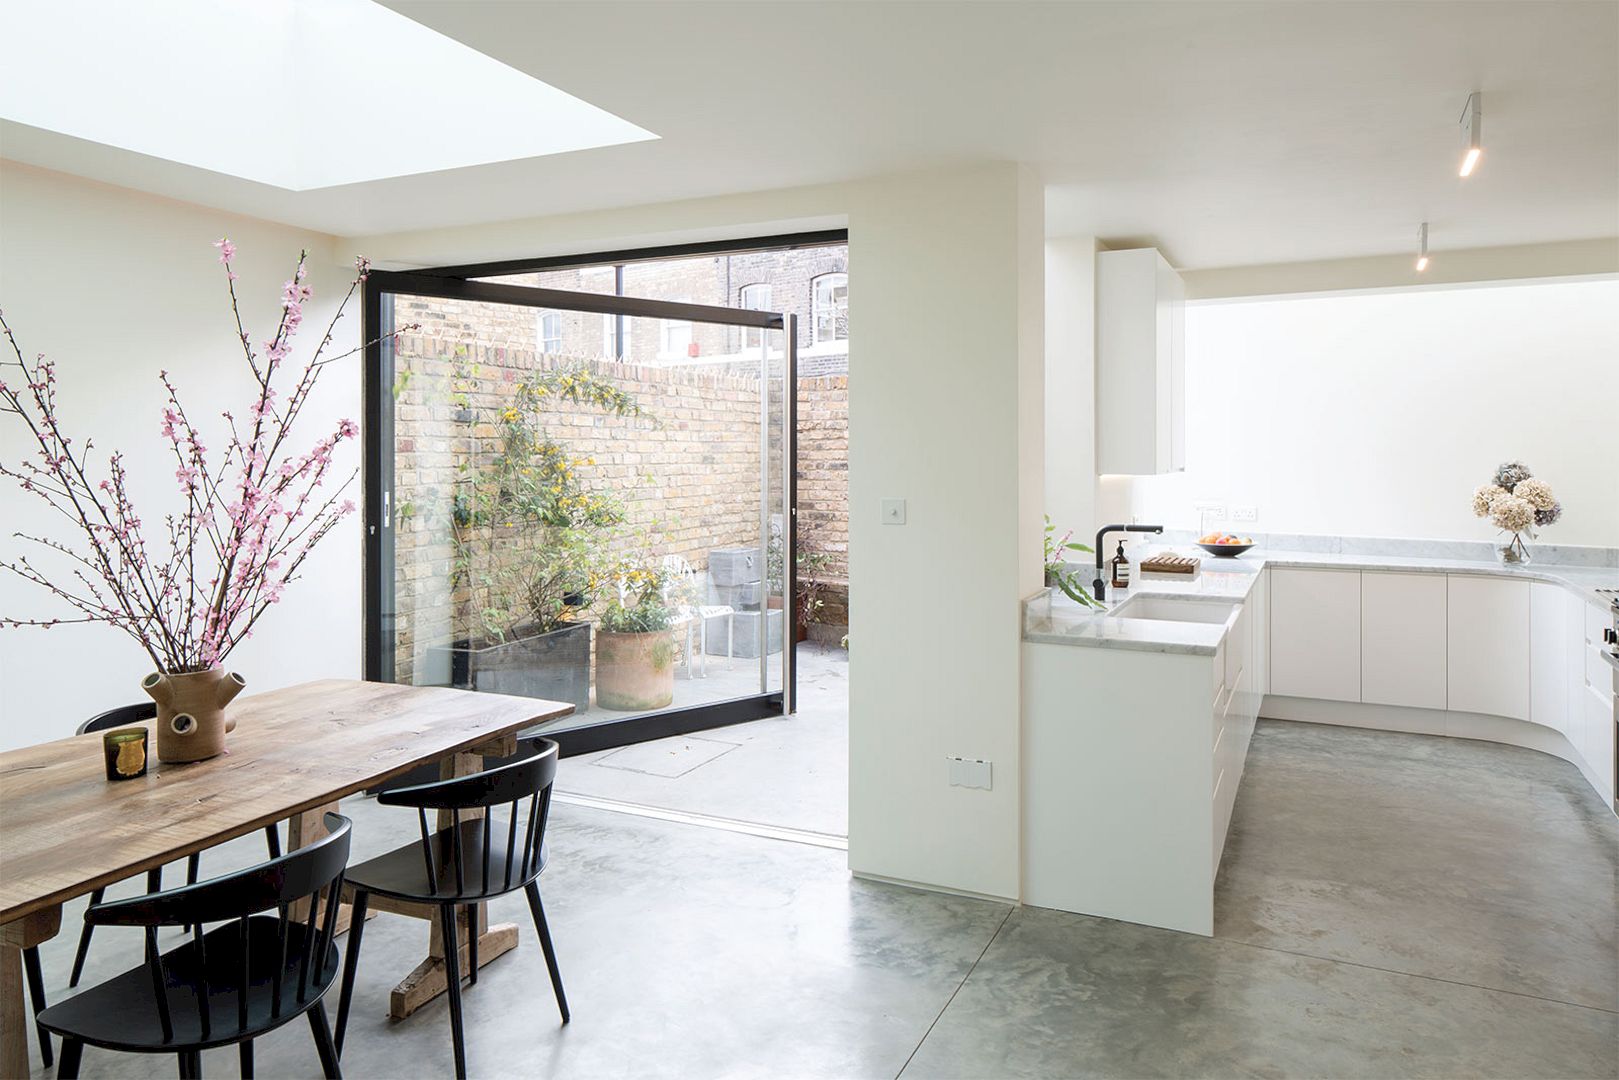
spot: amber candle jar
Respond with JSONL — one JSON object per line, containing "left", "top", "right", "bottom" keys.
{"left": 102, "top": 727, "right": 149, "bottom": 782}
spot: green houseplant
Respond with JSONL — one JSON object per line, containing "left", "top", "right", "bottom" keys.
{"left": 432, "top": 362, "right": 646, "bottom": 710}
{"left": 1045, "top": 516, "right": 1102, "bottom": 608}
{"left": 593, "top": 558, "right": 678, "bottom": 710}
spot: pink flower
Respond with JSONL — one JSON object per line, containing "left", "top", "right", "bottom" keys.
{"left": 337, "top": 419, "right": 358, "bottom": 439}
{"left": 214, "top": 238, "right": 236, "bottom": 263}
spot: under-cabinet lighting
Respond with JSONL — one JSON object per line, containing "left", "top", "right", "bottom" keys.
{"left": 1459, "top": 92, "right": 1483, "bottom": 177}
{"left": 1415, "top": 222, "right": 1430, "bottom": 272}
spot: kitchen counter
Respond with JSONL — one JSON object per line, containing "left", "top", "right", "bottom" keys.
{"left": 1025, "top": 547, "right": 1618, "bottom": 654}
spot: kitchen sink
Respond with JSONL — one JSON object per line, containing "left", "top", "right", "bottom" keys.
{"left": 1109, "top": 596, "right": 1236, "bottom": 624}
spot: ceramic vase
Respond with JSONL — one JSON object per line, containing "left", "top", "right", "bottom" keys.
{"left": 142, "top": 666, "right": 247, "bottom": 763}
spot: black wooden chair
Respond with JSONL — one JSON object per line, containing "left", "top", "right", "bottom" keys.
{"left": 36, "top": 812, "right": 354, "bottom": 1080}
{"left": 333, "top": 738, "right": 568, "bottom": 1079}
{"left": 22, "top": 703, "right": 285, "bottom": 1071}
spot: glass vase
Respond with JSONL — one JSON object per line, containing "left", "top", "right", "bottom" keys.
{"left": 1494, "top": 530, "right": 1534, "bottom": 566}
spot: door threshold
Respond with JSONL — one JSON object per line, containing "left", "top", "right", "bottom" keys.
{"left": 552, "top": 791, "right": 849, "bottom": 850}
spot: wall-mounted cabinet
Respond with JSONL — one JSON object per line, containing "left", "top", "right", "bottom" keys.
{"left": 1096, "top": 248, "right": 1184, "bottom": 475}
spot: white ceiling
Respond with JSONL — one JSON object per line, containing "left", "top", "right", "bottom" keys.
{"left": 1, "top": 1, "right": 1613, "bottom": 269}
{"left": 0, "top": 0, "right": 653, "bottom": 190}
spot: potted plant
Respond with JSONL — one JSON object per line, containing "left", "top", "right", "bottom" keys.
{"left": 763, "top": 518, "right": 833, "bottom": 643}
{"left": 432, "top": 364, "right": 646, "bottom": 709}
{"left": 594, "top": 559, "right": 678, "bottom": 710}
{"left": 0, "top": 243, "right": 411, "bottom": 761}
{"left": 1045, "top": 517, "right": 1103, "bottom": 607}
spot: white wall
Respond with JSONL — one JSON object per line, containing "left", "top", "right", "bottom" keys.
{"left": 0, "top": 162, "right": 362, "bottom": 750}
{"left": 1044, "top": 236, "right": 1099, "bottom": 540}
{"left": 350, "top": 164, "right": 1044, "bottom": 900}
{"left": 1110, "top": 279, "right": 1619, "bottom": 547}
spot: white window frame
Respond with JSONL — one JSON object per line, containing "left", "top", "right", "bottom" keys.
{"left": 739, "top": 283, "right": 772, "bottom": 351}
{"left": 811, "top": 272, "right": 848, "bottom": 348}
{"left": 538, "top": 311, "right": 562, "bottom": 353}
{"left": 601, "top": 313, "right": 632, "bottom": 359}
{"left": 658, "top": 297, "right": 693, "bottom": 359}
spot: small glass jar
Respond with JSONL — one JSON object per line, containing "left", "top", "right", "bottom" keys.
{"left": 103, "top": 727, "right": 149, "bottom": 782}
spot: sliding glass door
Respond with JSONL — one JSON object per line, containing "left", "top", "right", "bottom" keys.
{"left": 363, "top": 272, "right": 796, "bottom": 751}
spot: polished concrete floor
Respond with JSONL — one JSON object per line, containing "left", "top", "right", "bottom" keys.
{"left": 22, "top": 720, "right": 1618, "bottom": 1079}
{"left": 555, "top": 642, "right": 849, "bottom": 836}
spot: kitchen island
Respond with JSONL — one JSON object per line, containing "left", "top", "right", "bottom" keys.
{"left": 1022, "top": 546, "right": 1618, "bottom": 936}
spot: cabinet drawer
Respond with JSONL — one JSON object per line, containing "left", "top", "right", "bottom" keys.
{"left": 1584, "top": 601, "right": 1607, "bottom": 646}
{"left": 1587, "top": 644, "right": 1616, "bottom": 704}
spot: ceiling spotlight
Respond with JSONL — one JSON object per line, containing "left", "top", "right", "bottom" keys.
{"left": 1459, "top": 91, "right": 1483, "bottom": 177}
{"left": 1416, "top": 222, "right": 1430, "bottom": 272}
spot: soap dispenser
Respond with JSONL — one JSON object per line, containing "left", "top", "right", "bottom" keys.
{"left": 1110, "top": 540, "right": 1132, "bottom": 590}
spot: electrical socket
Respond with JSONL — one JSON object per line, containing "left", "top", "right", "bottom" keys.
{"left": 1231, "top": 506, "right": 1258, "bottom": 523}
{"left": 947, "top": 757, "right": 992, "bottom": 790}
{"left": 1192, "top": 500, "right": 1226, "bottom": 521}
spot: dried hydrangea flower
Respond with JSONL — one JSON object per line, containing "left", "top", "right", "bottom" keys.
{"left": 1493, "top": 460, "right": 1532, "bottom": 491}
{"left": 1534, "top": 501, "right": 1562, "bottom": 527}
{"left": 1514, "top": 477, "right": 1555, "bottom": 510}
{"left": 1471, "top": 484, "right": 1506, "bottom": 517}
{"left": 1488, "top": 492, "right": 1535, "bottom": 533}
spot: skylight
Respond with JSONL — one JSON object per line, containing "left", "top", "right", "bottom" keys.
{"left": 0, "top": 0, "right": 656, "bottom": 191}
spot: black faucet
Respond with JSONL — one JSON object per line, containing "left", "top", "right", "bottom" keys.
{"left": 1092, "top": 523, "right": 1165, "bottom": 602}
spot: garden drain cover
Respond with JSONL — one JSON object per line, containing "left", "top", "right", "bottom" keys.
{"left": 593, "top": 736, "right": 741, "bottom": 778}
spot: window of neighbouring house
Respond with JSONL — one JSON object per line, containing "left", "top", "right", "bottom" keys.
{"left": 538, "top": 311, "right": 562, "bottom": 353}
{"left": 601, "top": 312, "right": 632, "bottom": 359}
{"left": 739, "top": 283, "right": 772, "bottom": 351}
{"left": 659, "top": 298, "right": 693, "bottom": 359}
{"left": 812, "top": 273, "right": 847, "bottom": 347}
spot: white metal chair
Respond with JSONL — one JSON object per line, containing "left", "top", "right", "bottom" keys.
{"left": 661, "top": 555, "right": 734, "bottom": 677}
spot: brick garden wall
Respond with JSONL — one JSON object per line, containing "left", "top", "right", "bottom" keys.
{"left": 389, "top": 334, "right": 849, "bottom": 681}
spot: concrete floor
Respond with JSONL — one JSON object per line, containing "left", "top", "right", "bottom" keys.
{"left": 22, "top": 720, "right": 1619, "bottom": 1079}
{"left": 554, "top": 642, "right": 849, "bottom": 836}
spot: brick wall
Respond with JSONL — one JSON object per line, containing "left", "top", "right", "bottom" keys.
{"left": 389, "top": 336, "right": 850, "bottom": 680}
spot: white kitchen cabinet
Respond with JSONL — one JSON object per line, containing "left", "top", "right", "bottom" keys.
{"left": 1251, "top": 569, "right": 1270, "bottom": 699}
{"left": 1361, "top": 571, "right": 1447, "bottom": 710}
{"left": 1096, "top": 247, "right": 1185, "bottom": 475}
{"left": 1269, "top": 568, "right": 1361, "bottom": 702}
{"left": 1447, "top": 576, "right": 1530, "bottom": 721}
{"left": 1529, "top": 582, "right": 1571, "bottom": 734}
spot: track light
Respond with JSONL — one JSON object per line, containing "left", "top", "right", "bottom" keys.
{"left": 1459, "top": 92, "right": 1482, "bottom": 177}
{"left": 1416, "top": 222, "right": 1429, "bottom": 272}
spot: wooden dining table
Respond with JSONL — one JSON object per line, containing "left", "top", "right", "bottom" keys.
{"left": 0, "top": 678, "right": 572, "bottom": 1078}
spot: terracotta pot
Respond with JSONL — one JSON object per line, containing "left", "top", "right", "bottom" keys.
{"left": 141, "top": 666, "right": 246, "bottom": 763}
{"left": 595, "top": 629, "right": 675, "bottom": 711}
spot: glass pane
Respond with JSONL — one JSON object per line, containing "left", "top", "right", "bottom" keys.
{"left": 383, "top": 296, "right": 783, "bottom": 733}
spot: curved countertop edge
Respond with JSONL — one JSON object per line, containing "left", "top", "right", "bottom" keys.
{"left": 1026, "top": 547, "right": 1618, "bottom": 654}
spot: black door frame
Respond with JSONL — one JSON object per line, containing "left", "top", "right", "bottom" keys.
{"left": 362, "top": 231, "right": 843, "bottom": 754}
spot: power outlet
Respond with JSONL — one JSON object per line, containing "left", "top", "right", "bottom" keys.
{"left": 947, "top": 757, "right": 992, "bottom": 790}
{"left": 1231, "top": 505, "right": 1258, "bottom": 523}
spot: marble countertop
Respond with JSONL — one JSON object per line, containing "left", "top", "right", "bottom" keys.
{"left": 1025, "top": 546, "right": 1618, "bottom": 655}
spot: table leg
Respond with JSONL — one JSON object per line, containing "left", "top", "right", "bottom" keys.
{"left": 384, "top": 738, "right": 520, "bottom": 1021}
{"left": 287, "top": 805, "right": 372, "bottom": 936}
{"left": 2, "top": 906, "right": 62, "bottom": 1079}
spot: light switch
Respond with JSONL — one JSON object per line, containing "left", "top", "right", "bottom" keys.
{"left": 947, "top": 756, "right": 992, "bottom": 789}
{"left": 881, "top": 498, "right": 907, "bottom": 525}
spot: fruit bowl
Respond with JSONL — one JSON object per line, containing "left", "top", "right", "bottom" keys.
{"left": 1195, "top": 533, "right": 1255, "bottom": 558}
{"left": 1196, "top": 542, "right": 1255, "bottom": 558}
